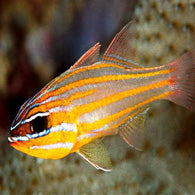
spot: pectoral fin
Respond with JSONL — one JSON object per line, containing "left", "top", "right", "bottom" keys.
{"left": 119, "top": 107, "right": 149, "bottom": 150}
{"left": 77, "top": 139, "right": 112, "bottom": 171}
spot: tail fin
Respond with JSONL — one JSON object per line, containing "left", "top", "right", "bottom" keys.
{"left": 168, "top": 49, "right": 195, "bottom": 112}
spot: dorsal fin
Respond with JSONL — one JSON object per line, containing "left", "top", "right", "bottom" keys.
{"left": 102, "top": 21, "right": 141, "bottom": 68}
{"left": 77, "top": 139, "right": 112, "bottom": 171}
{"left": 119, "top": 107, "right": 150, "bottom": 150}
{"left": 70, "top": 43, "right": 100, "bottom": 70}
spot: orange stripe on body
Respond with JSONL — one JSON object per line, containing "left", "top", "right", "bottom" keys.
{"left": 27, "top": 89, "right": 96, "bottom": 118}
{"left": 26, "top": 65, "right": 173, "bottom": 153}
{"left": 74, "top": 79, "right": 170, "bottom": 130}
{"left": 48, "top": 112, "right": 76, "bottom": 127}
{"left": 73, "top": 91, "right": 172, "bottom": 151}
{"left": 37, "top": 68, "right": 172, "bottom": 104}
{"left": 72, "top": 108, "right": 143, "bottom": 151}
{"left": 54, "top": 63, "right": 125, "bottom": 84}
{"left": 31, "top": 79, "right": 171, "bottom": 133}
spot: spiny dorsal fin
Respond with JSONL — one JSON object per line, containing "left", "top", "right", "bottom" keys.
{"left": 119, "top": 107, "right": 150, "bottom": 150}
{"left": 77, "top": 139, "right": 112, "bottom": 172}
{"left": 70, "top": 43, "right": 100, "bottom": 70}
{"left": 102, "top": 21, "right": 141, "bottom": 68}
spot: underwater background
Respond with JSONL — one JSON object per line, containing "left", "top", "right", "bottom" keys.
{"left": 0, "top": 0, "right": 195, "bottom": 194}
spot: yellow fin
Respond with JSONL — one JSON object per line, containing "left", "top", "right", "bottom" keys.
{"left": 102, "top": 21, "right": 141, "bottom": 68}
{"left": 77, "top": 139, "right": 112, "bottom": 171}
{"left": 70, "top": 43, "right": 100, "bottom": 70}
{"left": 119, "top": 107, "right": 149, "bottom": 150}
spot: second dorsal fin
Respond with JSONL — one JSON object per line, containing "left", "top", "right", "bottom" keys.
{"left": 102, "top": 21, "right": 141, "bottom": 68}
{"left": 70, "top": 43, "right": 101, "bottom": 70}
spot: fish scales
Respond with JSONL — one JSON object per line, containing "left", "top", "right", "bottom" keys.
{"left": 32, "top": 65, "right": 171, "bottom": 107}
{"left": 26, "top": 65, "right": 171, "bottom": 127}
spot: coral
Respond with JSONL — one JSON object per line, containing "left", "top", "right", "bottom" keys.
{"left": 134, "top": 0, "right": 195, "bottom": 65}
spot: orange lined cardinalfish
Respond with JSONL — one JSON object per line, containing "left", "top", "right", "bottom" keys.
{"left": 8, "top": 22, "right": 195, "bottom": 171}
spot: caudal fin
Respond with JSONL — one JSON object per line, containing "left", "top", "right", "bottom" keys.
{"left": 168, "top": 49, "right": 195, "bottom": 111}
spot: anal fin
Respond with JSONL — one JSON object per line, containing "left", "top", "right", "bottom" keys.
{"left": 77, "top": 139, "right": 112, "bottom": 171}
{"left": 119, "top": 107, "right": 149, "bottom": 150}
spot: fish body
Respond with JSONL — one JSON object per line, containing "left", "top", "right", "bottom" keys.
{"left": 8, "top": 22, "right": 195, "bottom": 171}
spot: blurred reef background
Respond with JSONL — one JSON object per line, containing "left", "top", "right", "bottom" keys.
{"left": 0, "top": 0, "right": 195, "bottom": 194}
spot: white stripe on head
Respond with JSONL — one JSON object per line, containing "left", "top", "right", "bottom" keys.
{"left": 22, "top": 112, "right": 50, "bottom": 124}
{"left": 8, "top": 136, "right": 29, "bottom": 142}
{"left": 10, "top": 121, "right": 22, "bottom": 131}
{"left": 30, "top": 142, "right": 73, "bottom": 150}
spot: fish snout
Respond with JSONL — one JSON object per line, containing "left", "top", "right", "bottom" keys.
{"left": 8, "top": 125, "right": 30, "bottom": 144}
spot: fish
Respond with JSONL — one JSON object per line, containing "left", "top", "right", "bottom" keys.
{"left": 8, "top": 21, "right": 195, "bottom": 171}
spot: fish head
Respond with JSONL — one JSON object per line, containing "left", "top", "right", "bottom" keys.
{"left": 8, "top": 96, "right": 77, "bottom": 159}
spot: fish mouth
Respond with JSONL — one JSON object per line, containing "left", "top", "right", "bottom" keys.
{"left": 8, "top": 136, "right": 18, "bottom": 144}
{"left": 8, "top": 136, "right": 14, "bottom": 143}
{"left": 8, "top": 137, "right": 17, "bottom": 146}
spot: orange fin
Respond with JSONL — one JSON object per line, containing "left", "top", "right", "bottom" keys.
{"left": 102, "top": 21, "right": 141, "bottom": 68}
{"left": 77, "top": 139, "right": 112, "bottom": 171}
{"left": 119, "top": 107, "right": 149, "bottom": 151}
{"left": 167, "top": 49, "right": 195, "bottom": 112}
{"left": 70, "top": 43, "right": 100, "bottom": 70}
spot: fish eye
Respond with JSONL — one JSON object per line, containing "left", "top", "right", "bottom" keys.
{"left": 30, "top": 116, "right": 47, "bottom": 133}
